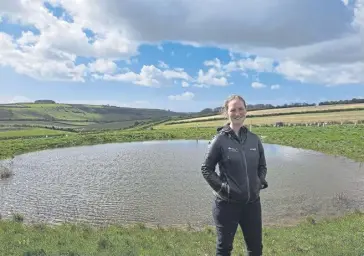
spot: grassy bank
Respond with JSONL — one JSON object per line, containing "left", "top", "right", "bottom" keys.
{"left": 0, "top": 125, "right": 363, "bottom": 162}
{"left": 251, "top": 125, "right": 364, "bottom": 162}
{"left": 0, "top": 128, "right": 72, "bottom": 139}
{"left": 0, "top": 128, "right": 214, "bottom": 160}
{"left": 0, "top": 211, "right": 363, "bottom": 255}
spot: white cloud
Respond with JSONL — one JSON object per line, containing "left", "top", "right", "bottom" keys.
{"left": 353, "top": 0, "right": 364, "bottom": 29}
{"left": 181, "top": 81, "right": 189, "bottom": 87}
{"left": 163, "top": 69, "right": 190, "bottom": 80}
{"left": 275, "top": 60, "right": 364, "bottom": 85}
{"left": 193, "top": 58, "right": 229, "bottom": 86}
{"left": 197, "top": 68, "right": 228, "bottom": 86}
{"left": 0, "top": 0, "right": 363, "bottom": 86}
{"left": 193, "top": 84, "right": 210, "bottom": 88}
{"left": 224, "top": 57, "right": 276, "bottom": 73}
{"left": 271, "top": 84, "right": 280, "bottom": 90}
{"left": 168, "top": 92, "right": 195, "bottom": 101}
{"left": 17, "top": 31, "right": 39, "bottom": 45}
{"left": 202, "top": 53, "right": 364, "bottom": 85}
{"left": 0, "top": 32, "right": 87, "bottom": 82}
{"left": 88, "top": 59, "right": 117, "bottom": 74}
{"left": 0, "top": 0, "right": 136, "bottom": 81}
{"left": 98, "top": 65, "right": 191, "bottom": 87}
{"left": 158, "top": 61, "right": 169, "bottom": 69}
{"left": 251, "top": 82, "right": 267, "bottom": 89}
{"left": 197, "top": 56, "right": 276, "bottom": 86}
{"left": 204, "top": 58, "right": 223, "bottom": 70}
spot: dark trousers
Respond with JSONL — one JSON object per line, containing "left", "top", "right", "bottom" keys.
{"left": 212, "top": 197, "right": 263, "bottom": 256}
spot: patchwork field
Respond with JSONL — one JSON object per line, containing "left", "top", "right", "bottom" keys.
{"left": 0, "top": 102, "right": 183, "bottom": 133}
{"left": 157, "top": 109, "right": 364, "bottom": 128}
{"left": 166, "top": 103, "right": 364, "bottom": 124}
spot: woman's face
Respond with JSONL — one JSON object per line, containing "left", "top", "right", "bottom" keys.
{"left": 227, "top": 99, "right": 247, "bottom": 125}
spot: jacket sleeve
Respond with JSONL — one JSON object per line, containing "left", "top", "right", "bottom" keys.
{"left": 257, "top": 138, "right": 267, "bottom": 179}
{"left": 201, "top": 135, "right": 223, "bottom": 192}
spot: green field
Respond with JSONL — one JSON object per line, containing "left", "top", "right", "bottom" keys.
{"left": 1, "top": 211, "right": 363, "bottom": 256}
{"left": 0, "top": 102, "right": 185, "bottom": 133}
{"left": 0, "top": 125, "right": 363, "bottom": 162}
{"left": 0, "top": 103, "right": 184, "bottom": 123}
{"left": 0, "top": 120, "right": 90, "bottom": 129}
{"left": 0, "top": 128, "right": 72, "bottom": 139}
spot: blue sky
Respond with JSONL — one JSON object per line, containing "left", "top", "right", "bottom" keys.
{"left": 0, "top": 0, "right": 363, "bottom": 112}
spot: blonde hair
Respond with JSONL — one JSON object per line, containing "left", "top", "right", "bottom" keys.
{"left": 220, "top": 94, "right": 247, "bottom": 118}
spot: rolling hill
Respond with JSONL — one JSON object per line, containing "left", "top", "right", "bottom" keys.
{"left": 0, "top": 102, "right": 187, "bottom": 131}
{"left": 0, "top": 103, "right": 185, "bottom": 122}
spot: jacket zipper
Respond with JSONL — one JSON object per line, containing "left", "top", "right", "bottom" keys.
{"left": 231, "top": 133, "right": 250, "bottom": 203}
{"left": 242, "top": 149, "right": 250, "bottom": 203}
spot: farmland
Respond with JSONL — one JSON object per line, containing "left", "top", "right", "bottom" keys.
{"left": 157, "top": 110, "right": 364, "bottom": 128}
{"left": 0, "top": 102, "right": 184, "bottom": 132}
{"left": 163, "top": 103, "right": 364, "bottom": 125}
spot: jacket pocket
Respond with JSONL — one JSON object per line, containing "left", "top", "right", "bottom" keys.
{"left": 257, "top": 175, "right": 262, "bottom": 190}
{"left": 218, "top": 182, "right": 230, "bottom": 199}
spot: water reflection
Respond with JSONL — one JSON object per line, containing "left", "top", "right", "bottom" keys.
{"left": 0, "top": 140, "right": 363, "bottom": 227}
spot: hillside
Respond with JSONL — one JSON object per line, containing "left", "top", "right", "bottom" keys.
{"left": 0, "top": 103, "right": 184, "bottom": 122}
{"left": 0, "top": 103, "right": 187, "bottom": 132}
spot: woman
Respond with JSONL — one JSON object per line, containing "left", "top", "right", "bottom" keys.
{"left": 201, "top": 94, "right": 268, "bottom": 256}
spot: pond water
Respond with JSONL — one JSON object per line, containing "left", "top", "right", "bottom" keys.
{"left": 0, "top": 140, "right": 363, "bottom": 227}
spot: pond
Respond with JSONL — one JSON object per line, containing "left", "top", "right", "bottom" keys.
{"left": 0, "top": 140, "right": 363, "bottom": 227}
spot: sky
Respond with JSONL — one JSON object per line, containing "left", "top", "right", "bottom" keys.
{"left": 0, "top": 0, "right": 363, "bottom": 112}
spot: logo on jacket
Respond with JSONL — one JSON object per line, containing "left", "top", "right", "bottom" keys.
{"left": 250, "top": 148, "right": 257, "bottom": 151}
{"left": 228, "top": 147, "right": 238, "bottom": 152}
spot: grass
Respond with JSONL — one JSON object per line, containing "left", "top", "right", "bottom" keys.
{"left": 0, "top": 212, "right": 363, "bottom": 255}
{"left": 0, "top": 128, "right": 72, "bottom": 139}
{"left": 0, "top": 125, "right": 363, "bottom": 162}
{"left": 0, "top": 120, "right": 93, "bottom": 130}
{"left": 250, "top": 125, "right": 364, "bottom": 162}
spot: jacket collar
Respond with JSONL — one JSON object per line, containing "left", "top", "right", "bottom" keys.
{"left": 217, "top": 123, "right": 248, "bottom": 135}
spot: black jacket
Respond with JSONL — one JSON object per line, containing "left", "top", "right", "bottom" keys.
{"left": 201, "top": 124, "right": 268, "bottom": 203}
